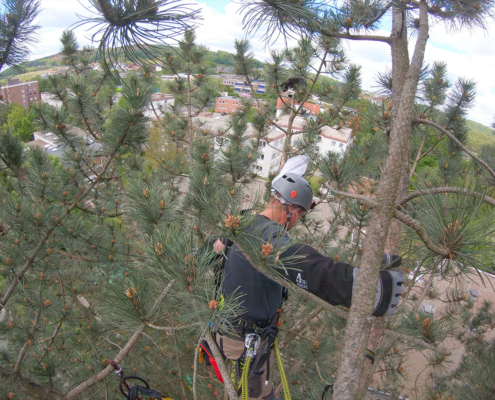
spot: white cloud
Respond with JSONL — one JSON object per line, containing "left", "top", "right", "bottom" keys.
{"left": 28, "top": 1, "right": 495, "bottom": 127}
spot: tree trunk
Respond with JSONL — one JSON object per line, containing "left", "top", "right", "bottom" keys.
{"left": 384, "top": 4, "right": 411, "bottom": 255}
{"left": 332, "top": 3, "right": 429, "bottom": 399}
{"left": 359, "top": 6, "right": 411, "bottom": 394}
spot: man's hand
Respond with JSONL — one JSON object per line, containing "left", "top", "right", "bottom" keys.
{"left": 373, "top": 269, "right": 405, "bottom": 317}
{"left": 214, "top": 239, "right": 226, "bottom": 254}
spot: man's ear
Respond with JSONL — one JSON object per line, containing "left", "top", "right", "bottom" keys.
{"left": 295, "top": 207, "right": 305, "bottom": 219}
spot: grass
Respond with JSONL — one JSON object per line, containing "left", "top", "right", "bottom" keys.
{"left": 0, "top": 68, "right": 52, "bottom": 86}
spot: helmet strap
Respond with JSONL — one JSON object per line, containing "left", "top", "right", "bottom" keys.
{"left": 284, "top": 203, "right": 293, "bottom": 230}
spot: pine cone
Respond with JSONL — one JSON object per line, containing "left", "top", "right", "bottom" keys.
{"left": 224, "top": 214, "right": 240, "bottom": 229}
{"left": 209, "top": 299, "right": 219, "bottom": 309}
{"left": 261, "top": 243, "right": 273, "bottom": 256}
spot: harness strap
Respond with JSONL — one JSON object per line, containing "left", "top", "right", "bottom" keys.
{"left": 200, "top": 343, "right": 224, "bottom": 383}
{"left": 241, "top": 356, "right": 251, "bottom": 400}
{"left": 274, "top": 338, "right": 291, "bottom": 400}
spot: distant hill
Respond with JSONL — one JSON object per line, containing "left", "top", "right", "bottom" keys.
{"left": 0, "top": 54, "right": 65, "bottom": 79}
{"left": 0, "top": 47, "right": 262, "bottom": 80}
{"left": 466, "top": 119, "right": 495, "bottom": 151}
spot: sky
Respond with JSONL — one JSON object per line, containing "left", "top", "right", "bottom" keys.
{"left": 26, "top": 0, "right": 495, "bottom": 127}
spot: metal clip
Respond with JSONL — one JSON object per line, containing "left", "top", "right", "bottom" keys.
{"left": 114, "top": 365, "right": 122, "bottom": 375}
{"left": 244, "top": 333, "right": 260, "bottom": 358}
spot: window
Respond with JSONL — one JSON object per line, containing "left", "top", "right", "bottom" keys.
{"left": 315, "top": 146, "right": 320, "bottom": 152}
{"left": 34, "top": 97, "right": 37, "bottom": 100}
{"left": 259, "top": 154, "right": 264, "bottom": 160}
{"left": 30, "top": 98, "right": 32, "bottom": 101}
{"left": 339, "top": 143, "right": 344, "bottom": 148}
{"left": 22, "top": 95, "right": 25, "bottom": 98}
{"left": 23, "top": 105, "right": 27, "bottom": 108}
{"left": 21, "top": 90, "right": 25, "bottom": 93}
{"left": 260, "top": 140, "right": 266, "bottom": 147}
{"left": 21, "top": 85, "right": 24, "bottom": 88}
{"left": 331, "top": 141, "right": 336, "bottom": 146}
{"left": 23, "top": 100, "right": 26, "bottom": 103}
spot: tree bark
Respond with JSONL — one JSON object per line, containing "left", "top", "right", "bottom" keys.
{"left": 385, "top": 4, "right": 411, "bottom": 255}
{"left": 332, "top": 2, "right": 429, "bottom": 399}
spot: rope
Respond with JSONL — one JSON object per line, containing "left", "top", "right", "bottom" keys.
{"left": 274, "top": 338, "right": 291, "bottom": 400}
{"left": 241, "top": 356, "right": 251, "bottom": 400}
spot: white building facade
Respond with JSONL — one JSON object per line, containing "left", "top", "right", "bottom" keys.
{"left": 252, "top": 115, "right": 354, "bottom": 178}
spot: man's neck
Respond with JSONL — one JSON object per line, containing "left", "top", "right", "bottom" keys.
{"left": 260, "top": 208, "right": 286, "bottom": 226}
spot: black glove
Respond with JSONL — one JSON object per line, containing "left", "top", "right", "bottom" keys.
{"left": 381, "top": 254, "right": 402, "bottom": 270}
{"left": 373, "top": 269, "right": 404, "bottom": 317}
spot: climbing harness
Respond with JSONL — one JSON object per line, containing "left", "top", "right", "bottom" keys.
{"left": 110, "top": 360, "right": 172, "bottom": 400}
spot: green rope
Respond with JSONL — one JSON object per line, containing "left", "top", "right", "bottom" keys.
{"left": 241, "top": 356, "right": 251, "bottom": 400}
{"left": 274, "top": 338, "right": 291, "bottom": 400}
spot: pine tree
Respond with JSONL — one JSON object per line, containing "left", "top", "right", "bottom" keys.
{"left": 0, "top": 0, "right": 40, "bottom": 72}
{"left": 2, "top": 1, "right": 495, "bottom": 400}
{"left": 237, "top": 0, "right": 495, "bottom": 398}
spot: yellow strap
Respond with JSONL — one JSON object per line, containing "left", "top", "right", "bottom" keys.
{"left": 274, "top": 338, "right": 291, "bottom": 400}
{"left": 241, "top": 356, "right": 251, "bottom": 400}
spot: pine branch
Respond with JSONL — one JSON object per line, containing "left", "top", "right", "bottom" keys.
{"left": 363, "top": 2, "right": 394, "bottom": 28}
{"left": 409, "top": 132, "right": 427, "bottom": 178}
{"left": 0, "top": 366, "right": 65, "bottom": 400}
{"left": 65, "top": 324, "right": 145, "bottom": 399}
{"left": 399, "top": 187, "right": 495, "bottom": 207}
{"left": 320, "top": 29, "right": 391, "bottom": 44}
{"left": 1, "top": 135, "right": 125, "bottom": 310}
{"left": 0, "top": 230, "right": 54, "bottom": 311}
{"left": 14, "top": 308, "right": 41, "bottom": 374}
{"left": 409, "top": 134, "right": 444, "bottom": 178}
{"left": 145, "top": 322, "right": 200, "bottom": 331}
{"left": 416, "top": 118, "right": 495, "bottom": 181}
{"left": 278, "top": 305, "right": 324, "bottom": 350}
{"left": 324, "top": 184, "right": 451, "bottom": 257}
{"left": 391, "top": 209, "right": 450, "bottom": 257}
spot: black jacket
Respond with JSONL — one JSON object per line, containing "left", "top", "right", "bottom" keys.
{"left": 222, "top": 215, "right": 355, "bottom": 323}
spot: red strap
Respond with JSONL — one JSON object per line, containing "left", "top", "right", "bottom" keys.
{"left": 200, "top": 343, "right": 224, "bottom": 383}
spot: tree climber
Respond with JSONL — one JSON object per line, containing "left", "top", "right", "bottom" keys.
{"left": 208, "top": 173, "right": 404, "bottom": 400}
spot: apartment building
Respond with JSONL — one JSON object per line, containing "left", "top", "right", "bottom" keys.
{"left": 215, "top": 96, "right": 243, "bottom": 113}
{"left": 215, "top": 96, "right": 261, "bottom": 114}
{"left": 220, "top": 75, "right": 266, "bottom": 94}
{"left": 274, "top": 114, "right": 353, "bottom": 154}
{"left": 276, "top": 96, "right": 321, "bottom": 116}
{"left": 221, "top": 74, "right": 242, "bottom": 87}
{"left": 0, "top": 80, "right": 40, "bottom": 109}
{"left": 250, "top": 115, "right": 353, "bottom": 178}
{"left": 234, "top": 80, "right": 266, "bottom": 94}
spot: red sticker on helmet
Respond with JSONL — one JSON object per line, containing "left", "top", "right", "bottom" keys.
{"left": 290, "top": 191, "right": 297, "bottom": 198}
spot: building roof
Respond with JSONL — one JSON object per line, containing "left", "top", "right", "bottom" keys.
{"left": 216, "top": 96, "right": 239, "bottom": 100}
{"left": 1, "top": 80, "right": 38, "bottom": 89}
{"left": 273, "top": 115, "right": 306, "bottom": 131}
{"left": 25, "top": 138, "right": 65, "bottom": 158}
{"left": 320, "top": 125, "right": 352, "bottom": 143}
